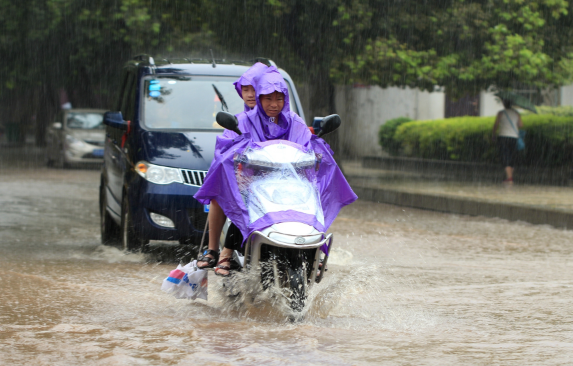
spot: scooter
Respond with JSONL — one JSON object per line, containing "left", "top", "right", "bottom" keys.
{"left": 211, "top": 112, "right": 341, "bottom": 312}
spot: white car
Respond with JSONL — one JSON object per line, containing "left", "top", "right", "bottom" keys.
{"left": 46, "top": 109, "right": 106, "bottom": 168}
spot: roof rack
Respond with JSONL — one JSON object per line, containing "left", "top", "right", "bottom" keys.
{"left": 131, "top": 55, "right": 271, "bottom": 67}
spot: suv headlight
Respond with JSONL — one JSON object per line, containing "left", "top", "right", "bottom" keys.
{"left": 135, "top": 161, "right": 183, "bottom": 185}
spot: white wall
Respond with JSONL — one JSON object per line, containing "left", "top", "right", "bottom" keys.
{"left": 479, "top": 90, "right": 502, "bottom": 117}
{"left": 560, "top": 85, "right": 573, "bottom": 106}
{"left": 335, "top": 85, "right": 445, "bottom": 157}
{"left": 332, "top": 83, "right": 573, "bottom": 158}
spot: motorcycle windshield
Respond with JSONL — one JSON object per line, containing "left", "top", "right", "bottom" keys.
{"left": 235, "top": 141, "right": 325, "bottom": 226}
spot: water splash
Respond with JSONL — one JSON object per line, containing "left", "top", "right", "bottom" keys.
{"left": 211, "top": 254, "right": 440, "bottom": 331}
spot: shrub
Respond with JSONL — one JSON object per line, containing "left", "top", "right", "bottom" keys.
{"left": 378, "top": 117, "right": 413, "bottom": 155}
{"left": 393, "top": 114, "right": 573, "bottom": 166}
{"left": 523, "top": 106, "right": 573, "bottom": 117}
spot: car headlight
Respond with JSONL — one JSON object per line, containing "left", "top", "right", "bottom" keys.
{"left": 65, "top": 134, "right": 86, "bottom": 149}
{"left": 149, "top": 212, "right": 175, "bottom": 228}
{"left": 135, "top": 161, "right": 183, "bottom": 185}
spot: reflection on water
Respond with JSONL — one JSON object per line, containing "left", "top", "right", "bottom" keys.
{"left": 2, "top": 168, "right": 573, "bottom": 365}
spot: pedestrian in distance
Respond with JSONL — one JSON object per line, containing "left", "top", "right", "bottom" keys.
{"left": 491, "top": 99, "right": 523, "bottom": 185}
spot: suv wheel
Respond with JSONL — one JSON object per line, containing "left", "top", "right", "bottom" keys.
{"left": 100, "top": 185, "right": 120, "bottom": 245}
{"left": 121, "top": 195, "right": 142, "bottom": 252}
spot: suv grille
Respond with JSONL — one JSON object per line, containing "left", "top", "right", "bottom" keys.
{"left": 181, "top": 170, "right": 207, "bottom": 186}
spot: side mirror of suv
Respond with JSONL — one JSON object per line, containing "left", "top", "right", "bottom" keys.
{"left": 103, "top": 111, "right": 128, "bottom": 131}
{"left": 316, "top": 114, "right": 341, "bottom": 137}
{"left": 52, "top": 122, "right": 62, "bottom": 130}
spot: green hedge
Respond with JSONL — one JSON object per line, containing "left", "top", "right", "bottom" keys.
{"left": 388, "top": 114, "right": 573, "bottom": 166}
{"left": 378, "top": 117, "right": 413, "bottom": 156}
{"left": 524, "top": 106, "right": 573, "bottom": 117}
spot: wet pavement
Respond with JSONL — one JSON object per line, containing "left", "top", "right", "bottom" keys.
{"left": 344, "top": 160, "right": 573, "bottom": 212}
{"left": 2, "top": 161, "right": 573, "bottom": 364}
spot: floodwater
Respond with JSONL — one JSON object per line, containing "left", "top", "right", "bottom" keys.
{"left": 2, "top": 167, "right": 573, "bottom": 365}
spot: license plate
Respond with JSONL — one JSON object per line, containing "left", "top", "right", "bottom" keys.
{"left": 204, "top": 204, "right": 210, "bottom": 213}
{"left": 92, "top": 149, "right": 104, "bottom": 157}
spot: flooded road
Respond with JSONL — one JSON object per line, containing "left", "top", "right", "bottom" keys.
{"left": 1, "top": 167, "right": 573, "bottom": 365}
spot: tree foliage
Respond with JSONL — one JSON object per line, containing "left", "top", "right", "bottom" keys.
{"left": 2, "top": 0, "right": 573, "bottom": 146}
{"left": 0, "top": 0, "right": 209, "bottom": 143}
{"left": 378, "top": 116, "right": 413, "bottom": 156}
{"left": 330, "top": 0, "right": 573, "bottom": 96}
{"left": 0, "top": 0, "right": 209, "bottom": 103}
{"left": 204, "top": 0, "right": 573, "bottom": 95}
{"left": 202, "top": 0, "right": 573, "bottom": 158}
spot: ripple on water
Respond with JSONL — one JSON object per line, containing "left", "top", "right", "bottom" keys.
{"left": 71, "top": 245, "right": 147, "bottom": 264}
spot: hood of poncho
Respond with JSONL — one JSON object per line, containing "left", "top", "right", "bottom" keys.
{"left": 233, "top": 62, "right": 268, "bottom": 112}
{"left": 243, "top": 66, "right": 294, "bottom": 140}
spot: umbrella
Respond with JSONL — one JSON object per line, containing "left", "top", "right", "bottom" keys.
{"left": 494, "top": 91, "right": 537, "bottom": 113}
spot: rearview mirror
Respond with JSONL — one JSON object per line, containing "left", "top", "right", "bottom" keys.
{"left": 216, "top": 112, "right": 242, "bottom": 135}
{"left": 316, "top": 114, "right": 341, "bottom": 137}
{"left": 103, "top": 111, "right": 128, "bottom": 131}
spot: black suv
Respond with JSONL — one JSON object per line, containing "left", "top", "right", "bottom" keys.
{"left": 99, "top": 56, "right": 306, "bottom": 251}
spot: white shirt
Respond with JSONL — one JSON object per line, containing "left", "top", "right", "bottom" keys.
{"left": 498, "top": 108, "right": 520, "bottom": 138}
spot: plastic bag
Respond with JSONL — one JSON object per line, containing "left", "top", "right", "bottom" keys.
{"left": 161, "top": 260, "right": 208, "bottom": 300}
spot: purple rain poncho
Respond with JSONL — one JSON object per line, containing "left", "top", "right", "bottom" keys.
{"left": 232, "top": 62, "right": 268, "bottom": 114}
{"left": 194, "top": 66, "right": 357, "bottom": 244}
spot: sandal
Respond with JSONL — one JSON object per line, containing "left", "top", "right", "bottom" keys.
{"left": 197, "top": 249, "right": 219, "bottom": 269}
{"left": 316, "top": 259, "right": 328, "bottom": 277}
{"left": 214, "top": 257, "right": 232, "bottom": 277}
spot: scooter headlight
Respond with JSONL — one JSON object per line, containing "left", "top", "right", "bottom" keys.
{"left": 135, "top": 161, "right": 183, "bottom": 185}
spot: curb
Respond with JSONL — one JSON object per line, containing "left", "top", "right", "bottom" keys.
{"left": 353, "top": 185, "right": 573, "bottom": 229}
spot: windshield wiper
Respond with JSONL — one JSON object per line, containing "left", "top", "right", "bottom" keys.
{"left": 212, "top": 84, "right": 229, "bottom": 112}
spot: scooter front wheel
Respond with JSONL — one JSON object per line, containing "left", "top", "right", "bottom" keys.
{"left": 287, "top": 263, "right": 307, "bottom": 312}
{"left": 259, "top": 246, "right": 311, "bottom": 312}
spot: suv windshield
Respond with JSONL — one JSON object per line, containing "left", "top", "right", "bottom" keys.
{"left": 143, "top": 76, "right": 244, "bottom": 130}
{"left": 66, "top": 112, "right": 104, "bottom": 129}
{"left": 142, "top": 75, "right": 299, "bottom": 130}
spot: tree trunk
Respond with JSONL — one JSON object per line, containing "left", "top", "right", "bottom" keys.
{"left": 5, "top": 89, "right": 33, "bottom": 146}
{"left": 308, "top": 68, "right": 345, "bottom": 172}
{"left": 35, "top": 86, "right": 58, "bottom": 147}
